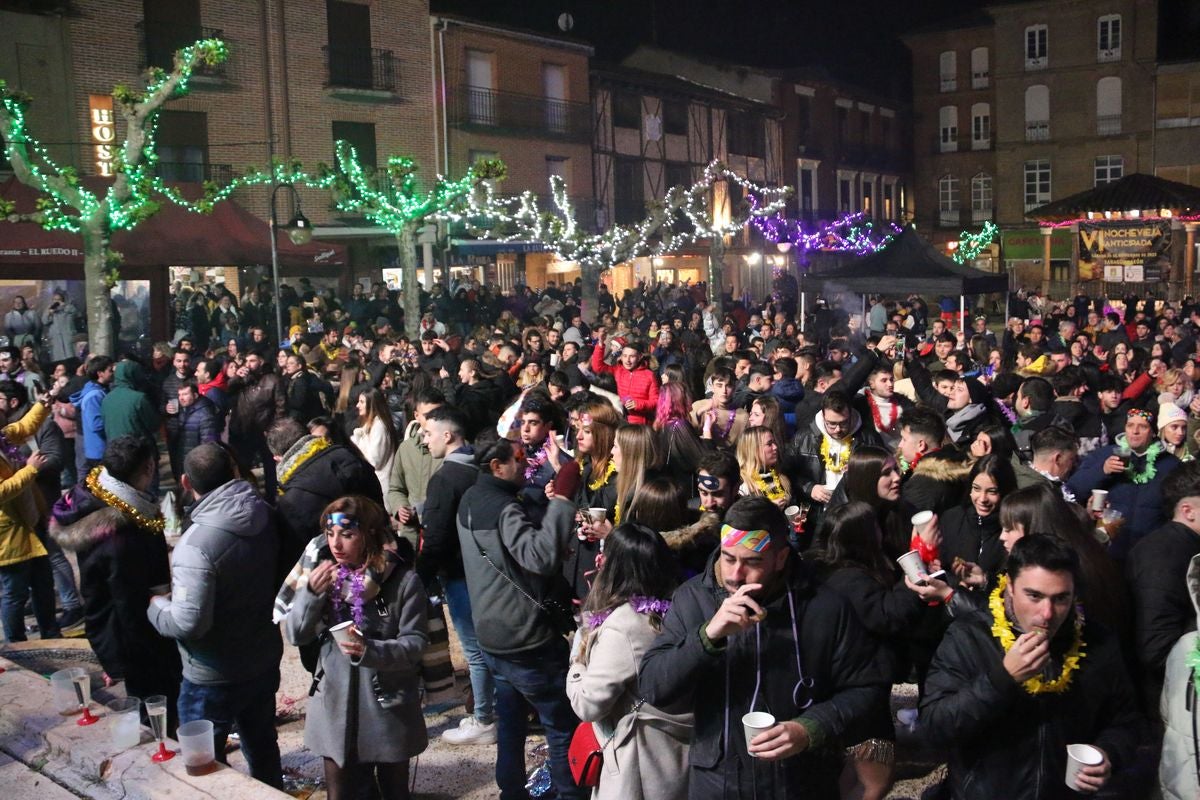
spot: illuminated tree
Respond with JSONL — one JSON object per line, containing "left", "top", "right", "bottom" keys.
{"left": 0, "top": 38, "right": 229, "bottom": 356}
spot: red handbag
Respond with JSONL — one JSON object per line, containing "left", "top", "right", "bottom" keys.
{"left": 568, "top": 721, "right": 603, "bottom": 787}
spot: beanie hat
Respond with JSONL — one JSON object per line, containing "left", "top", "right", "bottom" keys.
{"left": 1158, "top": 403, "right": 1187, "bottom": 431}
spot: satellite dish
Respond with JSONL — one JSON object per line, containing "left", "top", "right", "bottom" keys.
{"left": 558, "top": 12, "right": 574, "bottom": 32}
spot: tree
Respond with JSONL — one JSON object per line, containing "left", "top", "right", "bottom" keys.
{"left": 323, "top": 140, "right": 504, "bottom": 336}
{"left": 0, "top": 38, "right": 229, "bottom": 356}
{"left": 470, "top": 160, "right": 789, "bottom": 321}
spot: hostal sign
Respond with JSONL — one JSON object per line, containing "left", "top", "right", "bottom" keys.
{"left": 88, "top": 95, "right": 115, "bottom": 177}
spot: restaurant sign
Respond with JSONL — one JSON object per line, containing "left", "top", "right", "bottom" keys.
{"left": 1078, "top": 221, "right": 1171, "bottom": 282}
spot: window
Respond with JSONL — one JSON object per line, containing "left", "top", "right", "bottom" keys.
{"left": 613, "top": 93, "right": 641, "bottom": 129}
{"left": 728, "top": 114, "right": 766, "bottom": 159}
{"left": 939, "top": 106, "right": 958, "bottom": 152}
{"left": 836, "top": 106, "right": 849, "bottom": 141}
{"left": 1025, "top": 24, "right": 1048, "bottom": 69}
{"left": 1094, "top": 155, "right": 1124, "bottom": 185}
{"left": 1024, "top": 159, "right": 1051, "bottom": 211}
{"left": 939, "top": 51, "right": 957, "bottom": 91}
{"left": 663, "top": 100, "right": 688, "bottom": 136}
{"left": 971, "top": 103, "right": 991, "bottom": 149}
{"left": 664, "top": 161, "right": 692, "bottom": 190}
{"left": 1096, "top": 76, "right": 1122, "bottom": 135}
{"left": 1025, "top": 85, "right": 1050, "bottom": 141}
{"left": 881, "top": 116, "right": 892, "bottom": 149}
{"left": 542, "top": 64, "right": 568, "bottom": 134}
{"left": 971, "top": 47, "right": 989, "bottom": 88}
{"left": 326, "top": 0, "right": 374, "bottom": 88}
{"left": 332, "top": 121, "right": 377, "bottom": 169}
{"left": 938, "top": 174, "right": 960, "bottom": 225}
{"left": 156, "top": 110, "right": 208, "bottom": 182}
{"left": 971, "top": 173, "right": 993, "bottom": 220}
{"left": 546, "top": 156, "right": 568, "bottom": 185}
{"left": 799, "top": 168, "right": 815, "bottom": 215}
{"left": 465, "top": 50, "right": 495, "bottom": 125}
{"left": 1098, "top": 14, "right": 1121, "bottom": 61}
{"left": 613, "top": 157, "right": 644, "bottom": 224}
{"left": 142, "top": 0, "right": 202, "bottom": 71}
{"left": 795, "top": 96, "right": 811, "bottom": 141}
{"left": 839, "top": 177, "right": 852, "bottom": 212}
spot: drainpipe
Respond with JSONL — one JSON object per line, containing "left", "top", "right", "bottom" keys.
{"left": 437, "top": 19, "right": 451, "bottom": 175}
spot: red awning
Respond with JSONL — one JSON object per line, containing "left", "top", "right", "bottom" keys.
{"left": 0, "top": 176, "right": 345, "bottom": 267}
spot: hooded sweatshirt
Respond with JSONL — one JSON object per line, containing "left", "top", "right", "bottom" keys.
{"left": 148, "top": 479, "right": 282, "bottom": 684}
{"left": 70, "top": 379, "right": 108, "bottom": 460}
{"left": 100, "top": 361, "right": 160, "bottom": 444}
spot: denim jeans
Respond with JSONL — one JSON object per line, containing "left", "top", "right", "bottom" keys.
{"left": 0, "top": 556, "right": 59, "bottom": 642}
{"left": 35, "top": 527, "right": 80, "bottom": 611}
{"left": 483, "top": 639, "right": 582, "bottom": 800}
{"left": 178, "top": 668, "right": 283, "bottom": 789}
{"left": 443, "top": 577, "right": 495, "bottom": 723}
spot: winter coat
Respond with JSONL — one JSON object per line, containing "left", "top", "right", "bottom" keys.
{"left": 50, "top": 484, "right": 180, "bottom": 688}
{"left": 161, "top": 370, "right": 189, "bottom": 418}
{"left": 770, "top": 378, "right": 805, "bottom": 415}
{"left": 938, "top": 506, "right": 1006, "bottom": 590}
{"left": 1127, "top": 521, "right": 1200, "bottom": 697}
{"left": 286, "top": 541, "right": 429, "bottom": 767}
{"left": 42, "top": 302, "right": 78, "bottom": 362}
{"left": 921, "top": 601, "right": 1141, "bottom": 800}
{"left": 1066, "top": 441, "right": 1181, "bottom": 560}
{"left": 385, "top": 424, "right": 443, "bottom": 543}
{"left": 226, "top": 369, "right": 286, "bottom": 438}
{"left": 350, "top": 417, "right": 396, "bottom": 498}
{"left": 819, "top": 564, "right": 924, "bottom": 685}
{"left": 285, "top": 370, "right": 329, "bottom": 425}
{"left": 0, "top": 401, "right": 50, "bottom": 567}
{"left": 70, "top": 380, "right": 108, "bottom": 461}
{"left": 902, "top": 449, "right": 972, "bottom": 516}
{"left": 590, "top": 346, "right": 659, "bottom": 425}
{"left": 147, "top": 479, "right": 283, "bottom": 685}
{"left": 414, "top": 449, "right": 478, "bottom": 585}
{"left": 100, "top": 362, "right": 159, "bottom": 445}
{"left": 457, "top": 472, "right": 575, "bottom": 655}
{"left": 567, "top": 604, "right": 692, "bottom": 800}
{"left": 784, "top": 409, "right": 882, "bottom": 540}
{"left": 1159, "top": 554, "right": 1200, "bottom": 800}
{"left": 277, "top": 443, "right": 385, "bottom": 580}
{"left": 165, "top": 396, "right": 219, "bottom": 457}
{"left": 791, "top": 348, "right": 881, "bottom": 422}
{"left": 659, "top": 511, "right": 721, "bottom": 579}
{"left": 638, "top": 551, "right": 887, "bottom": 799}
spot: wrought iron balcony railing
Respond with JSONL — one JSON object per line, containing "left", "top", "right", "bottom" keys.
{"left": 449, "top": 87, "right": 591, "bottom": 142}
{"left": 137, "top": 20, "right": 226, "bottom": 77}
{"left": 156, "top": 161, "right": 233, "bottom": 184}
{"left": 324, "top": 46, "right": 398, "bottom": 92}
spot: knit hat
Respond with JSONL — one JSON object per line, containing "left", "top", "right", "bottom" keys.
{"left": 375, "top": 316, "right": 391, "bottom": 329}
{"left": 563, "top": 328, "right": 584, "bottom": 346}
{"left": 1158, "top": 403, "right": 1187, "bottom": 431}
{"left": 288, "top": 324, "right": 304, "bottom": 338}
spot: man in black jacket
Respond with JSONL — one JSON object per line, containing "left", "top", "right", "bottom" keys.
{"left": 418, "top": 407, "right": 494, "bottom": 745}
{"left": 921, "top": 534, "right": 1141, "bottom": 799}
{"left": 1127, "top": 460, "right": 1200, "bottom": 712}
{"left": 639, "top": 496, "right": 885, "bottom": 799}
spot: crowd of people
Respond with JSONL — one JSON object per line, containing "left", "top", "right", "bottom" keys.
{"left": 4, "top": 274, "right": 1200, "bottom": 799}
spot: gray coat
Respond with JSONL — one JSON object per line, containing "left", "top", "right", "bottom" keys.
{"left": 42, "top": 302, "right": 78, "bottom": 362}
{"left": 148, "top": 479, "right": 282, "bottom": 685}
{"left": 285, "top": 551, "right": 429, "bottom": 767}
{"left": 567, "top": 604, "right": 692, "bottom": 800}
{"left": 1160, "top": 553, "right": 1200, "bottom": 800}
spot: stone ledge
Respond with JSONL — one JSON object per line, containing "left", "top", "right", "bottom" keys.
{"left": 0, "top": 655, "right": 290, "bottom": 800}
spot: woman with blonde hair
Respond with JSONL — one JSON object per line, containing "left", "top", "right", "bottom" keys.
{"left": 610, "top": 424, "right": 660, "bottom": 527}
{"left": 565, "top": 409, "right": 621, "bottom": 600}
{"left": 350, "top": 388, "right": 399, "bottom": 496}
{"left": 736, "top": 425, "right": 791, "bottom": 509}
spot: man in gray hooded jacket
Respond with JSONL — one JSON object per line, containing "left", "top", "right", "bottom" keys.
{"left": 148, "top": 442, "right": 283, "bottom": 788}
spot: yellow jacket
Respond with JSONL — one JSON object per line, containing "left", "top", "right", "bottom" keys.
{"left": 0, "top": 401, "right": 50, "bottom": 567}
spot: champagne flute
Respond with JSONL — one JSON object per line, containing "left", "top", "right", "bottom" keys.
{"left": 72, "top": 670, "right": 99, "bottom": 726}
{"left": 145, "top": 695, "right": 175, "bottom": 762}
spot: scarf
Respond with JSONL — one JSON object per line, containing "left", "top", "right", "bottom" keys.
{"left": 198, "top": 368, "right": 228, "bottom": 396}
{"left": 946, "top": 403, "right": 987, "bottom": 443}
{"left": 273, "top": 534, "right": 399, "bottom": 624}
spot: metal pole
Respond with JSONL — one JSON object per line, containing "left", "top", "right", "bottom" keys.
{"left": 269, "top": 184, "right": 285, "bottom": 345}
{"left": 960, "top": 294, "right": 966, "bottom": 333}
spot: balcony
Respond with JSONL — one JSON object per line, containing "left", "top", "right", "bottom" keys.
{"left": 156, "top": 162, "right": 233, "bottom": 184}
{"left": 938, "top": 135, "right": 959, "bottom": 154}
{"left": 1097, "top": 48, "right": 1120, "bottom": 63}
{"left": 972, "top": 72, "right": 990, "bottom": 89}
{"left": 323, "top": 46, "right": 398, "bottom": 95}
{"left": 1025, "top": 121, "right": 1050, "bottom": 141}
{"left": 971, "top": 136, "right": 991, "bottom": 151}
{"left": 136, "top": 20, "right": 226, "bottom": 78}
{"left": 971, "top": 207, "right": 993, "bottom": 223}
{"left": 1097, "top": 115, "right": 1122, "bottom": 136}
{"left": 940, "top": 76, "right": 957, "bottom": 92}
{"left": 448, "top": 87, "right": 590, "bottom": 143}
{"left": 939, "top": 209, "right": 962, "bottom": 227}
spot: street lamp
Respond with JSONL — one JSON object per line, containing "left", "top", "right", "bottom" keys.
{"left": 268, "top": 184, "right": 313, "bottom": 344}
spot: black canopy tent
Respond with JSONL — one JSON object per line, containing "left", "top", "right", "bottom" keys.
{"left": 805, "top": 226, "right": 1008, "bottom": 330}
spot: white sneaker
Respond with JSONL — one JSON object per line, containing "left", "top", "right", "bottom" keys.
{"left": 442, "top": 716, "right": 497, "bottom": 745}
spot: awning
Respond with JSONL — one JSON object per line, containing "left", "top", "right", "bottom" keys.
{"left": 0, "top": 176, "right": 346, "bottom": 267}
{"left": 450, "top": 238, "right": 551, "bottom": 256}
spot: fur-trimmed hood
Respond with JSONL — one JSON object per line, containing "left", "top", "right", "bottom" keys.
{"left": 661, "top": 510, "right": 722, "bottom": 552}
{"left": 911, "top": 449, "right": 973, "bottom": 483}
{"left": 49, "top": 485, "right": 132, "bottom": 551}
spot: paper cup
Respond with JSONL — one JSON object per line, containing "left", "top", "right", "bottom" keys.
{"left": 897, "top": 550, "right": 927, "bottom": 584}
{"left": 1089, "top": 489, "right": 1108, "bottom": 512}
{"left": 1065, "top": 743, "right": 1104, "bottom": 790}
{"left": 784, "top": 505, "right": 801, "bottom": 521}
{"left": 587, "top": 507, "right": 608, "bottom": 524}
{"left": 911, "top": 510, "right": 934, "bottom": 534}
{"left": 742, "top": 711, "right": 776, "bottom": 757}
{"left": 550, "top": 353, "right": 561, "bottom": 367}
{"left": 329, "top": 620, "right": 355, "bottom": 645}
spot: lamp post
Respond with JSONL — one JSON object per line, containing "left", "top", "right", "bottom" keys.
{"left": 268, "top": 184, "right": 313, "bottom": 345}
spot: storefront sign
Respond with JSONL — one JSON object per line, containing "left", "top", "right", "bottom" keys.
{"left": 1000, "top": 228, "right": 1072, "bottom": 260}
{"left": 89, "top": 95, "right": 116, "bottom": 177}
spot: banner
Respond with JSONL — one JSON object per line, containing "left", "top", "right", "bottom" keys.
{"left": 1078, "top": 221, "right": 1171, "bottom": 282}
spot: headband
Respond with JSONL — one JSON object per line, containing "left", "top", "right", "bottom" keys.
{"left": 721, "top": 523, "right": 770, "bottom": 553}
{"left": 697, "top": 474, "right": 721, "bottom": 491}
{"left": 1127, "top": 409, "right": 1153, "bottom": 422}
{"left": 323, "top": 512, "right": 359, "bottom": 530}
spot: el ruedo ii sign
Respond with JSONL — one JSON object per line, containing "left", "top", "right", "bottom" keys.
{"left": 1078, "top": 221, "right": 1171, "bottom": 283}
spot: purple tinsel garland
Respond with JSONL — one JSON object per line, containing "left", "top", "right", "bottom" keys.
{"left": 331, "top": 565, "right": 366, "bottom": 629}
{"left": 0, "top": 435, "right": 26, "bottom": 468}
{"left": 586, "top": 595, "right": 672, "bottom": 629}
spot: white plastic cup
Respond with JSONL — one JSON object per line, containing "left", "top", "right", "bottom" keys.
{"left": 897, "top": 550, "right": 927, "bottom": 584}
{"left": 1089, "top": 489, "right": 1108, "bottom": 512}
{"left": 784, "top": 505, "right": 801, "bottom": 522}
{"left": 911, "top": 510, "right": 935, "bottom": 534}
{"left": 1065, "top": 743, "right": 1104, "bottom": 790}
{"left": 329, "top": 620, "right": 356, "bottom": 645}
{"left": 550, "top": 353, "right": 561, "bottom": 367}
{"left": 107, "top": 697, "right": 141, "bottom": 750}
{"left": 587, "top": 507, "right": 608, "bottom": 524}
{"left": 49, "top": 667, "right": 89, "bottom": 715}
{"left": 742, "top": 711, "right": 776, "bottom": 757}
{"left": 177, "top": 719, "right": 216, "bottom": 775}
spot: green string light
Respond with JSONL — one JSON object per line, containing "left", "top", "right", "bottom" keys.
{"left": 952, "top": 221, "right": 998, "bottom": 264}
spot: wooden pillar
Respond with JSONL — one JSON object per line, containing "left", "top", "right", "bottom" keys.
{"left": 1186, "top": 223, "right": 1198, "bottom": 299}
{"left": 1041, "top": 227, "right": 1053, "bottom": 297}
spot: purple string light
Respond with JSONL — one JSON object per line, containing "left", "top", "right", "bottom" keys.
{"left": 747, "top": 199, "right": 902, "bottom": 256}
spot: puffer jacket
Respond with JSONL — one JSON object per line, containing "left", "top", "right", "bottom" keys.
{"left": 638, "top": 550, "right": 886, "bottom": 799}
{"left": 147, "top": 479, "right": 283, "bottom": 685}
{"left": 902, "top": 449, "right": 973, "bottom": 516}
{"left": 590, "top": 346, "right": 659, "bottom": 424}
{"left": 456, "top": 472, "right": 575, "bottom": 655}
{"left": 100, "top": 361, "right": 160, "bottom": 444}
{"left": 920, "top": 600, "right": 1141, "bottom": 799}
{"left": 226, "top": 368, "right": 286, "bottom": 437}
{"left": 0, "top": 401, "right": 49, "bottom": 567}
{"left": 165, "top": 395, "right": 219, "bottom": 454}
{"left": 1160, "top": 553, "right": 1200, "bottom": 800}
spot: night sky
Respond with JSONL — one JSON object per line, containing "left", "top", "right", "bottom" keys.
{"left": 433, "top": 0, "right": 1200, "bottom": 99}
